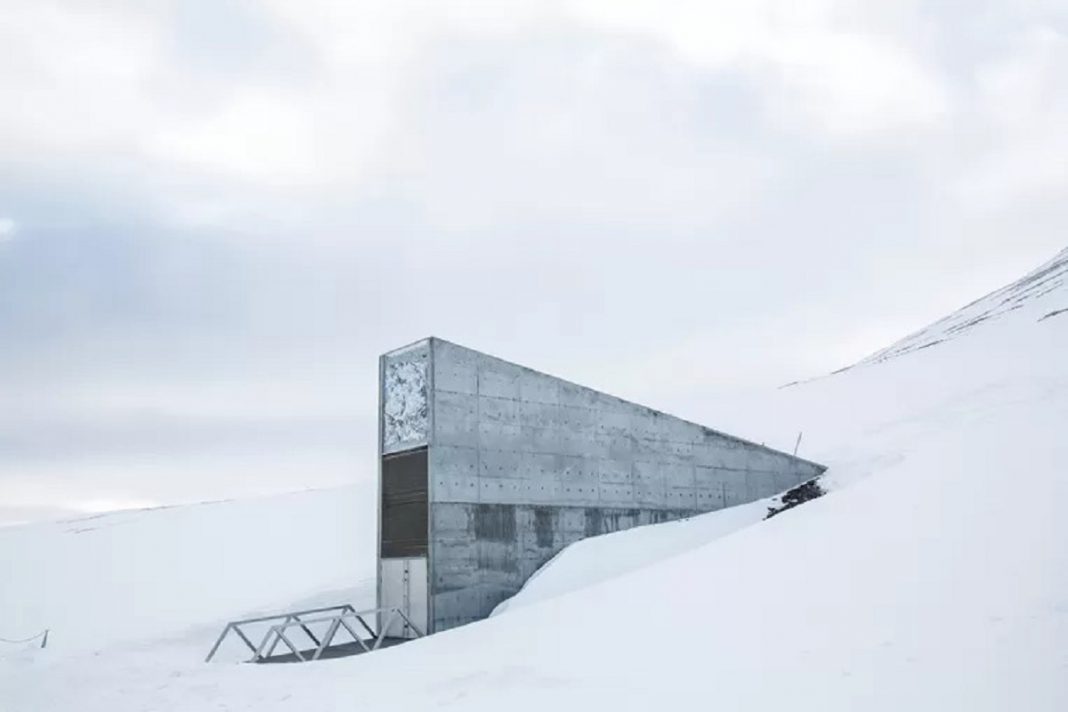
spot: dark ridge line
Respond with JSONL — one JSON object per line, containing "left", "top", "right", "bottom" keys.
{"left": 781, "top": 246, "right": 1068, "bottom": 387}
{"left": 1039, "top": 307, "right": 1068, "bottom": 322}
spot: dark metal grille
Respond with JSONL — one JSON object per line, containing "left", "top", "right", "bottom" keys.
{"left": 380, "top": 447, "right": 428, "bottom": 558}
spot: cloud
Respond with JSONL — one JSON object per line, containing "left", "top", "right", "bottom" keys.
{"left": 954, "top": 26, "right": 1068, "bottom": 212}
{"left": 383, "top": 30, "right": 775, "bottom": 230}
{"left": 0, "top": 218, "right": 15, "bottom": 241}
{"left": 0, "top": 1, "right": 1065, "bottom": 517}
{"left": 564, "top": 0, "right": 949, "bottom": 139}
{"left": 146, "top": 89, "right": 322, "bottom": 183}
{"left": 763, "top": 33, "right": 948, "bottom": 137}
{"left": 0, "top": 2, "right": 161, "bottom": 153}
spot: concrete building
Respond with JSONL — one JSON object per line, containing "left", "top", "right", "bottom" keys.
{"left": 377, "top": 338, "right": 825, "bottom": 636}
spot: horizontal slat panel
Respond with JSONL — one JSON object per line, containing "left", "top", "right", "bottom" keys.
{"left": 381, "top": 448, "right": 428, "bottom": 558}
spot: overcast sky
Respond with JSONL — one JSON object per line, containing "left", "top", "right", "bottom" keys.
{"left": 1, "top": 0, "right": 1065, "bottom": 522}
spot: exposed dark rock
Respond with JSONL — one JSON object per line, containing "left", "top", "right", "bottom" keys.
{"left": 1039, "top": 307, "right": 1068, "bottom": 322}
{"left": 765, "top": 478, "right": 825, "bottom": 520}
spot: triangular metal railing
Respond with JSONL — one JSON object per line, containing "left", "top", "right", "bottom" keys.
{"left": 205, "top": 604, "right": 424, "bottom": 663}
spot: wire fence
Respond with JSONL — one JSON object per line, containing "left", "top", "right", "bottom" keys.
{"left": 0, "top": 629, "right": 49, "bottom": 648}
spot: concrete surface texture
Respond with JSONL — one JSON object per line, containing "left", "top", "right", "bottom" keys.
{"left": 379, "top": 337, "right": 826, "bottom": 633}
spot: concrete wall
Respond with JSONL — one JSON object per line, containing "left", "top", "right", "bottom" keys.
{"left": 422, "top": 338, "right": 825, "bottom": 632}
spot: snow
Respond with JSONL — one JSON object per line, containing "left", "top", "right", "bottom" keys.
{"left": 0, "top": 488, "right": 376, "bottom": 654}
{"left": 853, "top": 246, "right": 1068, "bottom": 368}
{"left": 491, "top": 496, "right": 776, "bottom": 616}
{"left": 3, "top": 248, "right": 1068, "bottom": 710}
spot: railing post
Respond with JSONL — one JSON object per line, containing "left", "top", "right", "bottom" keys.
{"left": 204, "top": 623, "right": 233, "bottom": 663}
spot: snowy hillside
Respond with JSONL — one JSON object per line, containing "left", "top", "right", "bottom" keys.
{"left": 496, "top": 246, "right": 1068, "bottom": 624}
{"left": 852, "top": 246, "right": 1068, "bottom": 368}
{"left": 3, "top": 247, "right": 1067, "bottom": 711}
{"left": 0, "top": 488, "right": 377, "bottom": 654}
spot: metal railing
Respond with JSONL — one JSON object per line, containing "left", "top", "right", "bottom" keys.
{"left": 205, "top": 604, "right": 424, "bottom": 663}
{"left": 0, "top": 629, "right": 49, "bottom": 649}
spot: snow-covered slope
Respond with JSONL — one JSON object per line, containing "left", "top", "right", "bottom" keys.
{"left": 492, "top": 494, "right": 781, "bottom": 616}
{"left": 852, "top": 246, "right": 1068, "bottom": 368}
{"left": 711, "top": 246, "right": 1068, "bottom": 490}
{"left": 0, "top": 487, "right": 377, "bottom": 654}
{"left": 3, "top": 247, "right": 1067, "bottom": 711}
{"left": 498, "top": 247, "right": 1068, "bottom": 618}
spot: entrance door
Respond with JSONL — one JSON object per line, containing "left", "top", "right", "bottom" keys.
{"left": 379, "top": 557, "right": 428, "bottom": 638}
{"left": 379, "top": 447, "right": 429, "bottom": 638}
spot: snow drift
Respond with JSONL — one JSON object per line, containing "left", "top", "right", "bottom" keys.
{"left": 0, "top": 488, "right": 377, "bottom": 654}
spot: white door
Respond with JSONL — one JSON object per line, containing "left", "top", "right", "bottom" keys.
{"left": 380, "top": 557, "right": 428, "bottom": 638}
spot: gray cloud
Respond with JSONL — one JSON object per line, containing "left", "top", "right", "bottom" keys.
{"left": 0, "top": 1, "right": 1065, "bottom": 518}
